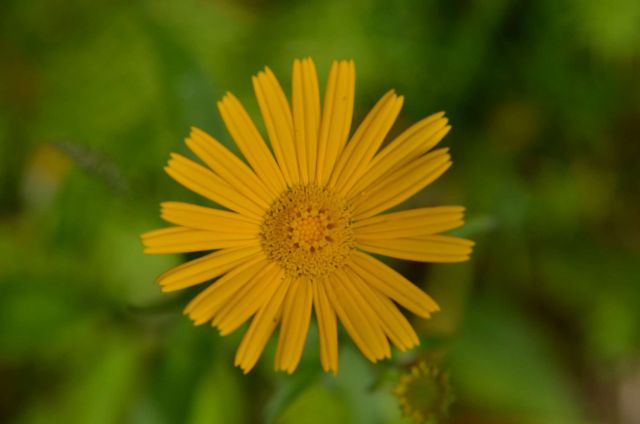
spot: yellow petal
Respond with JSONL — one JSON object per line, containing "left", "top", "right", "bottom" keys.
{"left": 141, "top": 226, "right": 259, "bottom": 254}
{"left": 324, "top": 273, "right": 376, "bottom": 362}
{"left": 235, "top": 277, "right": 292, "bottom": 374}
{"left": 327, "top": 269, "right": 390, "bottom": 362}
{"left": 187, "top": 127, "right": 273, "bottom": 208}
{"left": 313, "top": 278, "right": 338, "bottom": 373}
{"left": 343, "top": 266, "right": 419, "bottom": 351}
{"left": 160, "top": 201, "right": 260, "bottom": 231}
{"left": 349, "top": 251, "right": 439, "bottom": 317}
{"left": 330, "top": 90, "right": 403, "bottom": 195}
{"left": 165, "top": 153, "right": 264, "bottom": 220}
{"left": 275, "top": 279, "right": 313, "bottom": 373}
{"left": 184, "top": 256, "right": 269, "bottom": 325}
{"left": 253, "top": 67, "right": 298, "bottom": 185}
{"left": 351, "top": 148, "right": 452, "bottom": 220}
{"left": 347, "top": 113, "right": 449, "bottom": 199}
{"left": 370, "top": 112, "right": 447, "bottom": 165}
{"left": 354, "top": 206, "right": 465, "bottom": 240}
{"left": 358, "top": 235, "right": 474, "bottom": 263}
{"left": 212, "top": 262, "right": 284, "bottom": 335}
{"left": 292, "top": 58, "right": 321, "bottom": 184}
{"left": 156, "top": 245, "right": 263, "bottom": 292}
{"left": 217, "top": 93, "right": 286, "bottom": 196}
{"left": 316, "top": 60, "right": 355, "bottom": 185}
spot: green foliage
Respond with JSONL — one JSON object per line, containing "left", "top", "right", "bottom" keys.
{"left": 1, "top": 0, "right": 639, "bottom": 422}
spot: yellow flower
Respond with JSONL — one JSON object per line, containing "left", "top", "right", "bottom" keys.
{"left": 142, "top": 58, "right": 473, "bottom": 374}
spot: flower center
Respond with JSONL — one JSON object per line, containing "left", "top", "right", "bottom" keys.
{"left": 261, "top": 185, "right": 354, "bottom": 279}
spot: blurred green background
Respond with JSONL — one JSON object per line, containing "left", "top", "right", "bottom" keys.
{"left": 1, "top": 0, "right": 639, "bottom": 423}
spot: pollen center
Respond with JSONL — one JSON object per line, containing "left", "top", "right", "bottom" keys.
{"left": 261, "top": 185, "right": 354, "bottom": 279}
{"left": 295, "top": 215, "right": 326, "bottom": 244}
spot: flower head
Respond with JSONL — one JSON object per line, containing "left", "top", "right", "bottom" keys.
{"left": 141, "top": 58, "right": 473, "bottom": 374}
{"left": 394, "top": 362, "right": 454, "bottom": 423}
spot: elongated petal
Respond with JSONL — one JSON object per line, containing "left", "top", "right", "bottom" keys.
{"left": 185, "top": 256, "right": 270, "bottom": 324}
{"left": 351, "top": 148, "right": 452, "bottom": 220}
{"left": 327, "top": 270, "right": 390, "bottom": 361}
{"left": 347, "top": 113, "right": 449, "bottom": 198}
{"left": 187, "top": 127, "right": 273, "bottom": 208}
{"left": 292, "top": 58, "right": 321, "bottom": 183}
{"left": 370, "top": 112, "right": 447, "bottom": 166}
{"left": 335, "top": 270, "right": 391, "bottom": 359}
{"left": 213, "top": 263, "right": 284, "bottom": 335}
{"left": 358, "top": 235, "right": 474, "bottom": 263}
{"left": 253, "top": 68, "right": 298, "bottom": 184}
{"left": 160, "top": 201, "right": 260, "bottom": 231}
{"left": 330, "top": 91, "right": 403, "bottom": 195}
{"left": 354, "top": 206, "right": 465, "bottom": 240}
{"left": 156, "top": 245, "right": 263, "bottom": 292}
{"left": 324, "top": 273, "right": 375, "bottom": 362}
{"left": 165, "top": 153, "right": 264, "bottom": 220}
{"left": 218, "top": 93, "right": 286, "bottom": 196}
{"left": 316, "top": 60, "right": 355, "bottom": 184}
{"left": 349, "top": 251, "right": 439, "bottom": 317}
{"left": 141, "top": 226, "right": 259, "bottom": 254}
{"left": 275, "top": 279, "right": 314, "bottom": 373}
{"left": 235, "top": 277, "right": 292, "bottom": 373}
{"left": 344, "top": 266, "right": 419, "bottom": 351}
{"left": 313, "top": 278, "right": 338, "bottom": 373}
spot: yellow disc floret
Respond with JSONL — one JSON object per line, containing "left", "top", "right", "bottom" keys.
{"left": 261, "top": 185, "right": 354, "bottom": 279}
